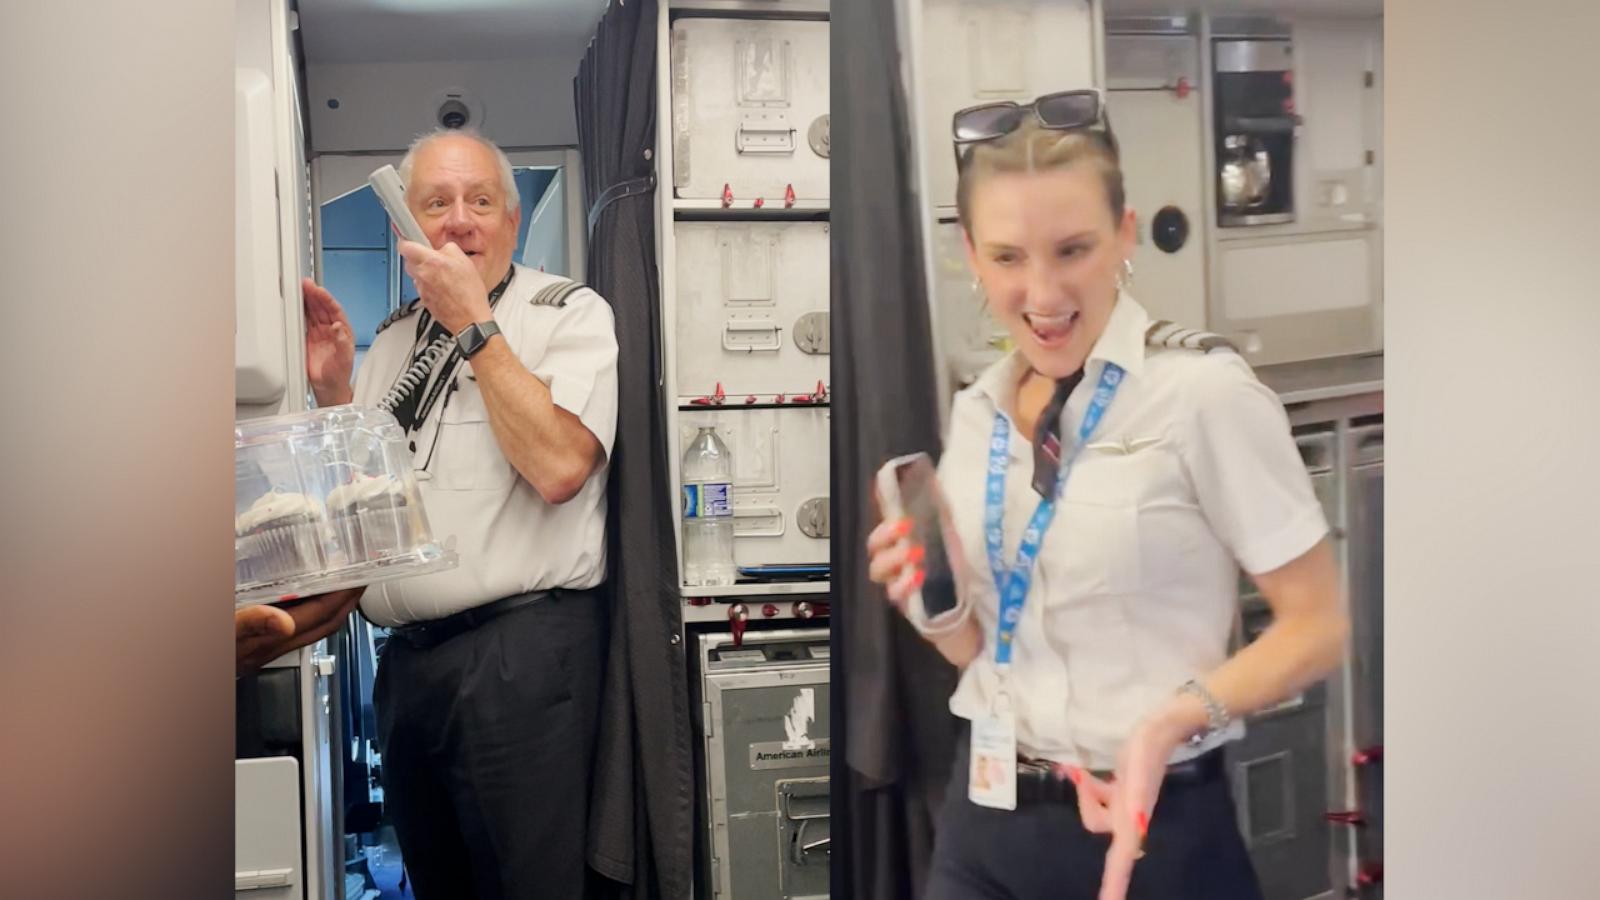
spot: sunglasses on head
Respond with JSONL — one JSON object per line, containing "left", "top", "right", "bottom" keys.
{"left": 952, "top": 89, "right": 1117, "bottom": 169}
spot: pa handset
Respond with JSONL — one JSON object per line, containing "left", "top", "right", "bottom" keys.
{"left": 366, "top": 164, "right": 453, "bottom": 417}
{"left": 368, "top": 164, "right": 431, "bottom": 247}
{"left": 375, "top": 333, "right": 454, "bottom": 416}
{"left": 876, "top": 453, "right": 969, "bottom": 631}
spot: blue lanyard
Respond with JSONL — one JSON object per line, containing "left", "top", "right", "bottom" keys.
{"left": 985, "top": 362, "right": 1123, "bottom": 672}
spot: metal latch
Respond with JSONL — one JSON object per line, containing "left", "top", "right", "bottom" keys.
{"left": 793, "top": 311, "right": 830, "bottom": 355}
{"left": 808, "top": 114, "right": 831, "bottom": 158}
{"left": 736, "top": 111, "right": 796, "bottom": 155}
{"left": 798, "top": 497, "right": 830, "bottom": 540}
{"left": 723, "top": 319, "right": 783, "bottom": 352}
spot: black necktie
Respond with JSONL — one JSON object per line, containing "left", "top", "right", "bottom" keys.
{"left": 1031, "top": 369, "right": 1084, "bottom": 498}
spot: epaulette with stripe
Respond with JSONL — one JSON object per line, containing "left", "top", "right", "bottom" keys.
{"left": 529, "top": 278, "right": 589, "bottom": 309}
{"left": 1145, "top": 319, "right": 1237, "bottom": 354}
{"left": 374, "top": 299, "right": 421, "bottom": 335}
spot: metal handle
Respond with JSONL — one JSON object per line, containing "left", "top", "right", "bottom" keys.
{"left": 781, "top": 796, "right": 829, "bottom": 821}
{"left": 1295, "top": 432, "right": 1336, "bottom": 471}
{"left": 736, "top": 111, "right": 796, "bottom": 155}
{"left": 234, "top": 869, "right": 294, "bottom": 891}
{"left": 722, "top": 320, "right": 782, "bottom": 352}
{"left": 1351, "top": 424, "right": 1384, "bottom": 465}
{"left": 790, "top": 818, "right": 831, "bottom": 864}
{"left": 732, "top": 505, "right": 785, "bottom": 538}
{"left": 1253, "top": 692, "right": 1306, "bottom": 718}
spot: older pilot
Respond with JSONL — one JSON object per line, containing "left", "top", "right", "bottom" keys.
{"left": 302, "top": 128, "right": 618, "bottom": 900}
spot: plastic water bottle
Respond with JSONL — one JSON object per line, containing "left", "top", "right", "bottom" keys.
{"left": 682, "top": 426, "right": 737, "bottom": 586}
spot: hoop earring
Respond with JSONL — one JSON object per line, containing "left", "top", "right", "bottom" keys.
{"left": 1115, "top": 258, "right": 1134, "bottom": 291}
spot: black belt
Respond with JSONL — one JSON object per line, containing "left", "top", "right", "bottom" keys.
{"left": 388, "top": 588, "right": 588, "bottom": 650}
{"left": 1014, "top": 747, "right": 1226, "bottom": 807}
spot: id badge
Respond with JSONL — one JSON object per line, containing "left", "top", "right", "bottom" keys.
{"left": 968, "top": 705, "right": 1018, "bottom": 811}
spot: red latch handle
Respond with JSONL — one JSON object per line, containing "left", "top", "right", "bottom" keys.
{"left": 1324, "top": 810, "right": 1367, "bottom": 827}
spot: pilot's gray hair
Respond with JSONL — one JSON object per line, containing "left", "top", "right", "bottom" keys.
{"left": 397, "top": 127, "right": 520, "bottom": 216}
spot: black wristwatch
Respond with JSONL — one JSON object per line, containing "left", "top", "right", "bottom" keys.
{"left": 455, "top": 320, "right": 501, "bottom": 359}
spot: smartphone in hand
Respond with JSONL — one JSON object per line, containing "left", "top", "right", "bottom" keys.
{"left": 877, "top": 452, "right": 966, "bottom": 624}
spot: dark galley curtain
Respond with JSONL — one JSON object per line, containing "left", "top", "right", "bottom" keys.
{"left": 575, "top": 2, "right": 694, "bottom": 899}
{"left": 831, "top": 0, "right": 963, "bottom": 897}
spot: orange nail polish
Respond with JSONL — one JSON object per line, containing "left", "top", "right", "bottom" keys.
{"left": 896, "top": 518, "right": 914, "bottom": 537}
{"left": 1065, "top": 766, "right": 1084, "bottom": 786}
{"left": 908, "top": 544, "right": 927, "bottom": 564}
{"left": 1135, "top": 811, "right": 1149, "bottom": 838}
{"left": 911, "top": 568, "right": 926, "bottom": 588}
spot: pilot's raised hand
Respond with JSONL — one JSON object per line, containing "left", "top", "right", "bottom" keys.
{"left": 396, "top": 239, "right": 492, "bottom": 337}
{"left": 303, "top": 277, "right": 355, "bottom": 407}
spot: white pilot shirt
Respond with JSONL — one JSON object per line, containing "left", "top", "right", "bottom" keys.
{"left": 938, "top": 294, "right": 1328, "bottom": 771}
{"left": 351, "top": 263, "right": 619, "bottom": 627}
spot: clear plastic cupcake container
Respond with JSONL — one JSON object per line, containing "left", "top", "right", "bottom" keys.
{"left": 235, "top": 405, "right": 457, "bottom": 605}
{"left": 235, "top": 521, "right": 328, "bottom": 585}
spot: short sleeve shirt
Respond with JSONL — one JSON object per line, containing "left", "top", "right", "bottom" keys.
{"left": 351, "top": 264, "right": 619, "bottom": 626}
{"left": 939, "top": 295, "right": 1328, "bottom": 770}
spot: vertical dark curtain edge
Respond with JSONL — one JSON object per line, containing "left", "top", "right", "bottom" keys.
{"left": 576, "top": 2, "right": 695, "bottom": 899}
{"left": 833, "top": 0, "right": 963, "bottom": 898}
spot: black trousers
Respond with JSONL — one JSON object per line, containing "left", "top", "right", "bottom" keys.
{"left": 373, "top": 589, "right": 607, "bottom": 900}
{"left": 925, "top": 738, "right": 1265, "bottom": 900}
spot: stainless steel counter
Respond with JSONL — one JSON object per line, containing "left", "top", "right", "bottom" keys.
{"left": 1256, "top": 353, "right": 1384, "bottom": 405}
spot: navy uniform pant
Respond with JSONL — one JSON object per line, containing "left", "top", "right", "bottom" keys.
{"left": 373, "top": 589, "right": 606, "bottom": 900}
{"left": 925, "top": 738, "right": 1266, "bottom": 900}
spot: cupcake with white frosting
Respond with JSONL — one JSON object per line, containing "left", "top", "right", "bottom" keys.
{"left": 327, "top": 474, "right": 414, "bottom": 562}
{"left": 234, "top": 491, "right": 328, "bottom": 585}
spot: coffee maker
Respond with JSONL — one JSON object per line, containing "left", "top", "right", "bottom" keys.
{"left": 1213, "top": 38, "right": 1296, "bottom": 226}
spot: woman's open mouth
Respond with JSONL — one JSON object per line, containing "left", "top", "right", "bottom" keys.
{"left": 1023, "top": 310, "right": 1079, "bottom": 347}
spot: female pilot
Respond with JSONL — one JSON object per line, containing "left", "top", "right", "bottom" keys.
{"left": 866, "top": 91, "right": 1348, "bottom": 900}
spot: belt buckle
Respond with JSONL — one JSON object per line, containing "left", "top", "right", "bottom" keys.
{"left": 1016, "top": 758, "right": 1053, "bottom": 779}
{"left": 402, "top": 618, "right": 446, "bottom": 647}
{"left": 1014, "top": 757, "right": 1068, "bottom": 806}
